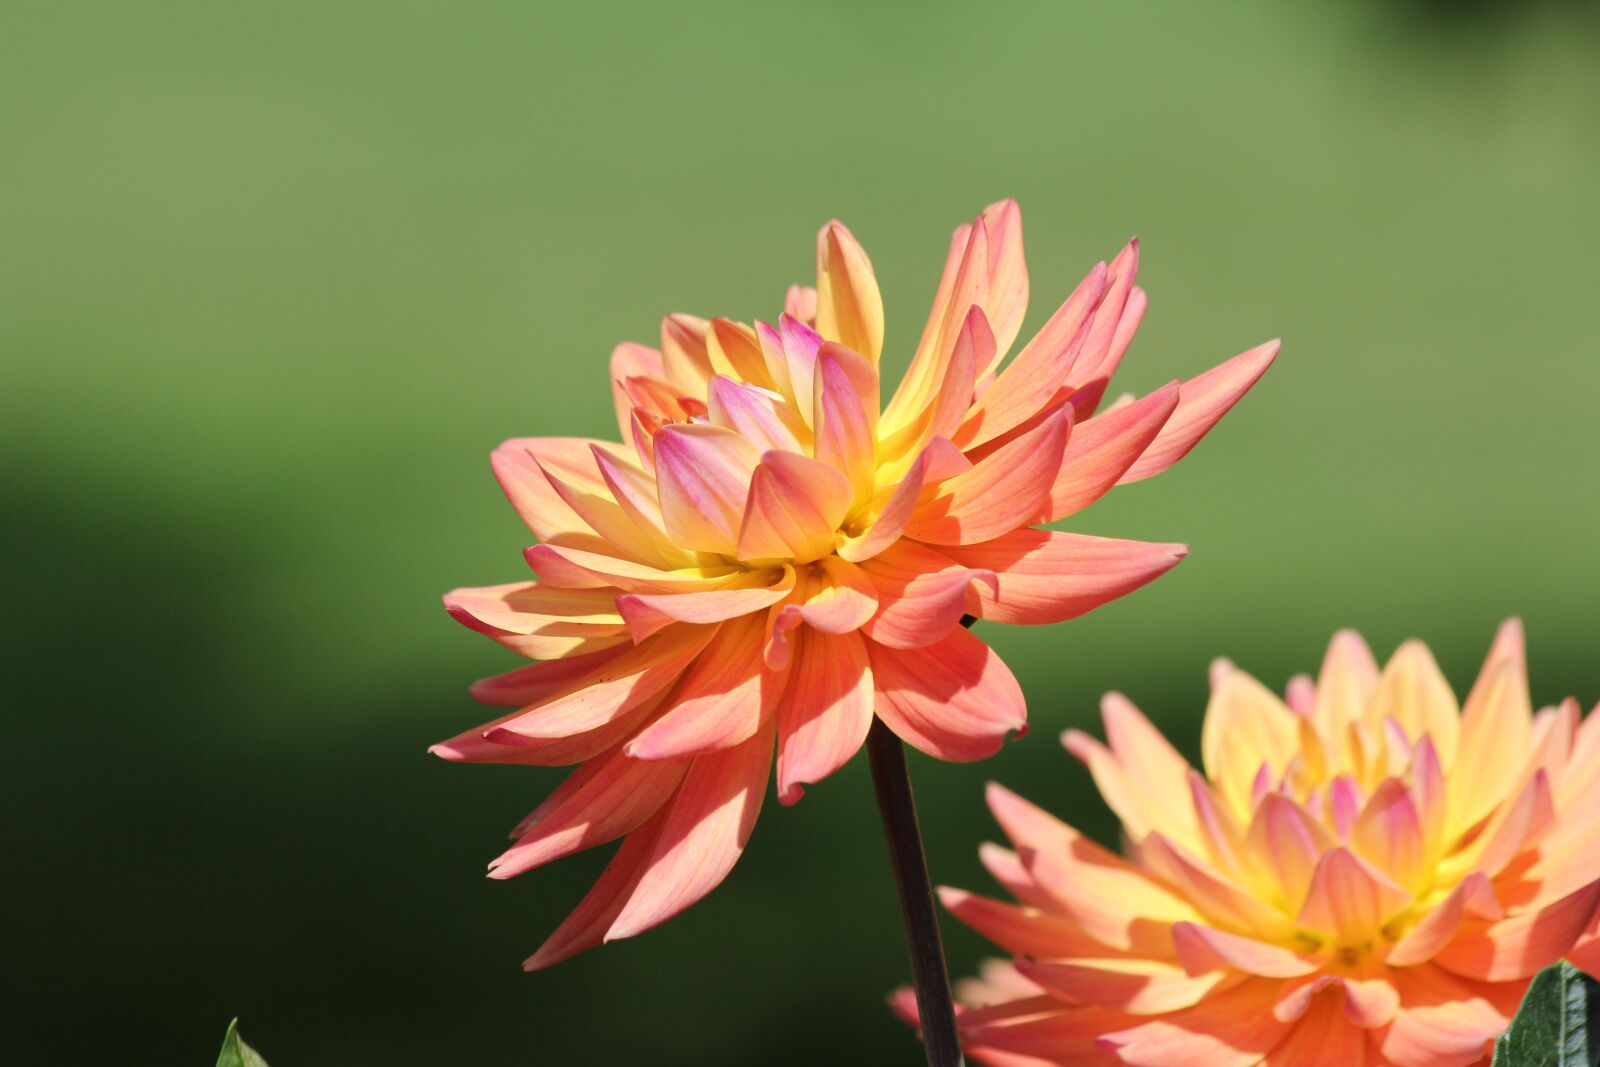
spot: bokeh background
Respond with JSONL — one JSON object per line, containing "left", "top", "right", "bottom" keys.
{"left": 6, "top": 1, "right": 1598, "bottom": 1063}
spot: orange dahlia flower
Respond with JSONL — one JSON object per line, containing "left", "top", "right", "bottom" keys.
{"left": 921, "top": 620, "right": 1600, "bottom": 1066}
{"left": 437, "top": 199, "right": 1277, "bottom": 968}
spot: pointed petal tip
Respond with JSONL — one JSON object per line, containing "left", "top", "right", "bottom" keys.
{"left": 1060, "top": 728, "right": 1095, "bottom": 763}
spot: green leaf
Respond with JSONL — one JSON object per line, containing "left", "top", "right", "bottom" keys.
{"left": 1492, "top": 961, "right": 1600, "bottom": 1067}
{"left": 215, "top": 1018, "right": 270, "bottom": 1067}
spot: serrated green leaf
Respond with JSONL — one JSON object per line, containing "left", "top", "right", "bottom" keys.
{"left": 215, "top": 1018, "right": 270, "bottom": 1067}
{"left": 1492, "top": 961, "right": 1600, "bottom": 1067}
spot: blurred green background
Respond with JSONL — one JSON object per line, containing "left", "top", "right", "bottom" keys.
{"left": 5, "top": 1, "right": 1598, "bottom": 1063}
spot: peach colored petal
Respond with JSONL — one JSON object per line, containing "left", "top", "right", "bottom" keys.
{"left": 623, "top": 615, "right": 784, "bottom": 760}
{"left": 836, "top": 446, "right": 932, "bottom": 563}
{"left": 524, "top": 807, "right": 670, "bottom": 971}
{"left": 1261, "top": 988, "right": 1377, "bottom": 1066}
{"left": 706, "top": 374, "right": 806, "bottom": 455}
{"left": 869, "top": 627, "right": 1025, "bottom": 762}
{"left": 1368, "top": 639, "right": 1461, "bottom": 766}
{"left": 589, "top": 444, "right": 680, "bottom": 553}
{"left": 1352, "top": 779, "right": 1427, "bottom": 892}
{"left": 658, "top": 312, "right": 713, "bottom": 396}
{"left": 814, "top": 220, "right": 884, "bottom": 364}
{"left": 605, "top": 720, "right": 774, "bottom": 940}
{"left": 615, "top": 567, "right": 794, "bottom": 642}
{"left": 1141, "top": 833, "right": 1293, "bottom": 937}
{"left": 1096, "top": 977, "right": 1292, "bottom": 1067}
{"left": 1063, "top": 239, "right": 1139, "bottom": 395}
{"left": 978, "top": 841, "right": 1057, "bottom": 910}
{"left": 947, "top": 529, "right": 1187, "bottom": 627}
{"left": 652, "top": 423, "right": 762, "bottom": 556}
{"left": 444, "top": 583, "right": 622, "bottom": 639}
{"left": 987, "top": 789, "right": 1201, "bottom": 953}
{"left": 1296, "top": 847, "right": 1412, "bottom": 945}
{"left": 859, "top": 540, "right": 997, "bottom": 650}
{"left": 1375, "top": 964, "right": 1512, "bottom": 1067}
{"left": 812, "top": 343, "right": 880, "bottom": 507}
{"left": 1017, "top": 956, "right": 1230, "bottom": 1015}
{"left": 609, "top": 341, "right": 665, "bottom": 446}
{"left": 1038, "top": 382, "right": 1178, "bottom": 522}
{"left": 492, "top": 437, "right": 622, "bottom": 542}
{"left": 1245, "top": 793, "right": 1338, "bottom": 912}
{"left": 886, "top": 216, "right": 990, "bottom": 433}
{"left": 1432, "top": 880, "right": 1600, "bottom": 982}
{"left": 938, "top": 886, "right": 1113, "bottom": 959}
{"left": 774, "top": 629, "right": 873, "bottom": 804}
{"left": 1201, "top": 668, "right": 1301, "bottom": 817}
{"left": 1385, "top": 873, "right": 1497, "bottom": 966}
{"left": 736, "top": 451, "right": 853, "bottom": 563}
{"left": 960, "top": 998, "right": 1129, "bottom": 1066}
{"left": 459, "top": 644, "right": 631, "bottom": 708}
{"left": 919, "top": 305, "right": 989, "bottom": 446}
{"left": 954, "top": 261, "right": 1107, "bottom": 451}
{"left": 1447, "top": 619, "right": 1532, "bottom": 841}
{"left": 523, "top": 541, "right": 738, "bottom": 593}
{"left": 783, "top": 284, "right": 816, "bottom": 324}
{"left": 776, "top": 314, "right": 822, "bottom": 428}
{"left": 1118, "top": 340, "right": 1279, "bottom": 483}
{"left": 486, "top": 626, "right": 718, "bottom": 743}
{"left": 1310, "top": 629, "right": 1381, "bottom": 752}
{"left": 705, "top": 317, "right": 770, "bottom": 387}
{"left": 767, "top": 556, "right": 879, "bottom": 650}
{"left": 1171, "top": 922, "right": 1319, "bottom": 979}
{"left": 973, "top": 198, "right": 1029, "bottom": 364}
{"left": 489, "top": 747, "right": 688, "bottom": 878}
{"left": 903, "top": 409, "right": 1069, "bottom": 545}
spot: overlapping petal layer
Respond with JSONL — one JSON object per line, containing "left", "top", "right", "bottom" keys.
{"left": 922, "top": 622, "right": 1600, "bottom": 1065}
{"left": 440, "top": 199, "right": 1276, "bottom": 966}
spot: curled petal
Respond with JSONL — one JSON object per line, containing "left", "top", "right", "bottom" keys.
{"left": 947, "top": 530, "right": 1186, "bottom": 626}
{"left": 860, "top": 540, "right": 997, "bottom": 650}
{"left": 737, "top": 451, "right": 853, "bottom": 563}
{"left": 653, "top": 424, "right": 761, "bottom": 556}
{"left": 903, "top": 409, "right": 1069, "bottom": 545}
{"left": 775, "top": 629, "right": 873, "bottom": 803}
{"left": 869, "top": 627, "right": 1026, "bottom": 761}
{"left": 1038, "top": 384, "right": 1178, "bottom": 522}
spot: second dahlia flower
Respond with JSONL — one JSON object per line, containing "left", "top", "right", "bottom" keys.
{"left": 922, "top": 621, "right": 1600, "bottom": 1066}
{"left": 437, "top": 199, "right": 1277, "bottom": 968}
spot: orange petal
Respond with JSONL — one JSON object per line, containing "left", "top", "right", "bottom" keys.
{"left": 488, "top": 747, "right": 689, "bottom": 878}
{"left": 524, "top": 541, "right": 738, "bottom": 593}
{"left": 623, "top": 615, "right": 784, "bottom": 760}
{"left": 736, "top": 451, "right": 852, "bottom": 563}
{"left": 903, "top": 409, "right": 1069, "bottom": 545}
{"left": 658, "top": 313, "right": 713, "bottom": 397}
{"left": 492, "top": 437, "right": 627, "bottom": 542}
{"left": 1432, "top": 880, "right": 1600, "bottom": 981}
{"left": 937, "top": 886, "right": 1110, "bottom": 959}
{"left": 812, "top": 343, "right": 880, "bottom": 507}
{"left": 1171, "top": 922, "right": 1319, "bottom": 978}
{"left": 1375, "top": 964, "right": 1513, "bottom": 1067}
{"left": 653, "top": 423, "right": 761, "bottom": 555}
{"left": 1296, "top": 847, "right": 1412, "bottom": 945}
{"left": 1017, "top": 957, "right": 1229, "bottom": 1015}
{"left": 946, "top": 530, "right": 1187, "bottom": 626}
{"left": 869, "top": 627, "right": 1025, "bottom": 761}
{"left": 1385, "top": 873, "right": 1497, "bottom": 967}
{"left": 616, "top": 569, "right": 795, "bottom": 642}
{"left": 1097, "top": 977, "right": 1292, "bottom": 1067}
{"left": 955, "top": 260, "right": 1107, "bottom": 451}
{"left": 1117, "top": 341, "right": 1279, "bottom": 483}
{"left": 1064, "top": 239, "right": 1140, "bottom": 394}
{"left": 604, "top": 721, "right": 774, "bottom": 940}
{"left": 774, "top": 629, "right": 873, "bottom": 803}
{"left": 859, "top": 540, "right": 997, "bottom": 650}
{"left": 1038, "top": 383, "right": 1178, "bottom": 522}
{"left": 884, "top": 215, "right": 990, "bottom": 433}
{"left": 1141, "top": 833, "right": 1293, "bottom": 937}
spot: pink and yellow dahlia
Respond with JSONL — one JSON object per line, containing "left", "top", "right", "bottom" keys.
{"left": 920, "top": 620, "right": 1600, "bottom": 1066}
{"left": 437, "top": 199, "right": 1277, "bottom": 968}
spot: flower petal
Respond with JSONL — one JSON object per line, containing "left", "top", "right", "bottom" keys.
{"left": 1018, "top": 957, "right": 1229, "bottom": 1015}
{"left": 488, "top": 747, "right": 689, "bottom": 879}
{"left": 653, "top": 423, "right": 762, "bottom": 556}
{"left": 1038, "top": 383, "right": 1178, "bottom": 522}
{"left": 707, "top": 374, "right": 806, "bottom": 454}
{"left": 903, "top": 409, "right": 1069, "bottom": 545}
{"left": 1170, "top": 922, "right": 1319, "bottom": 979}
{"left": 774, "top": 629, "right": 873, "bottom": 803}
{"left": 1295, "top": 847, "right": 1412, "bottom": 945}
{"left": 605, "top": 721, "right": 774, "bottom": 940}
{"left": 937, "top": 886, "right": 1111, "bottom": 959}
{"left": 869, "top": 627, "right": 1026, "bottom": 761}
{"left": 623, "top": 614, "right": 786, "bottom": 760}
{"left": 1096, "top": 977, "right": 1292, "bottom": 1067}
{"left": 1117, "top": 341, "right": 1278, "bottom": 483}
{"left": 813, "top": 343, "right": 880, "bottom": 507}
{"left": 953, "top": 260, "right": 1107, "bottom": 451}
{"left": 1447, "top": 618, "right": 1532, "bottom": 841}
{"left": 1432, "top": 880, "right": 1600, "bottom": 982}
{"left": 736, "top": 451, "right": 853, "bottom": 563}
{"left": 814, "top": 220, "right": 884, "bottom": 364}
{"left": 947, "top": 530, "right": 1187, "bottom": 626}
{"left": 859, "top": 540, "right": 997, "bottom": 650}
{"left": 1375, "top": 964, "right": 1513, "bottom": 1067}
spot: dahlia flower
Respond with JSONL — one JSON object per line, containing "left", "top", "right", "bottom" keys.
{"left": 919, "top": 620, "right": 1600, "bottom": 1066}
{"left": 437, "top": 199, "right": 1277, "bottom": 968}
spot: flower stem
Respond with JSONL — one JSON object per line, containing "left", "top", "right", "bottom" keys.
{"left": 867, "top": 715, "right": 965, "bottom": 1067}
